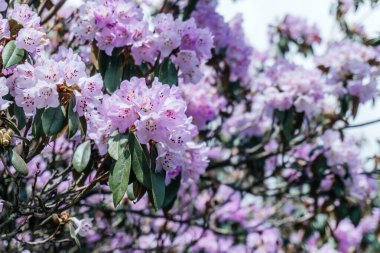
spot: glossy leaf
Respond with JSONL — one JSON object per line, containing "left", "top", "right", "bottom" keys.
{"left": 109, "top": 150, "right": 132, "bottom": 207}
{"left": 68, "top": 97, "right": 79, "bottom": 138}
{"left": 129, "top": 133, "right": 151, "bottom": 189}
{"left": 103, "top": 53, "right": 123, "bottom": 93}
{"left": 12, "top": 104, "right": 26, "bottom": 129}
{"left": 149, "top": 145, "right": 165, "bottom": 210}
{"left": 158, "top": 58, "right": 178, "bottom": 86}
{"left": 32, "top": 109, "right": 44, "bottom": 138}
{"left": 8, "top": 148, "right": 28, "bottom": 176}
{"left": 42, "top": 106, "right": 65, "bottom": 136}
{"left": 108, "top": 131, "right": 128, "bottom": 160}
{"left": 162, "top": 173, "right": 181, "bottom": 209}
{"left": 2, "top": 40, "right": 25, "bottom": 68}
{"left": 72, "top": 141, "right": 91, "bottom": 173}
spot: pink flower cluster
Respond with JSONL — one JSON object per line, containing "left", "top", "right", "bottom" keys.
{"left": 321, "top": 130, "right": 377, "bottom": 200}
{"left": 270, "top": 15, "right": 321, "bottom": 45}
{"left": 75, "top": 0, "right": 145, "bottom": 55}
{"left": 2, "top": 4, "right": 47, "bottom": 53}
{"left": 316, "top": 40, "right": 380, "bottom": 103}
{"left": 180, "top": 77, "right": 226, "bottom": 129}
{"left": 149, "top": 14, "right": 213, "bottom": 84}
{"left": 192, "top": 3, "right": 253, "bottom": 82}
{"left": 75, "top": 0, "right": 214, "bottom": 84}
{"left": 222, "top": 101, "right": 271, "bottom": 138}
{"left": 255, "top": 61, "right": 327, "bottom": 116}
{"left": 84, "top": 77, "right": 208, "bottom": 183}
{"left": 9, "top": 48, "right": 96, "bottom": 115}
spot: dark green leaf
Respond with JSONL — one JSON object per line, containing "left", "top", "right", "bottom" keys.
{"left": 158, "top": 58, "right": 178, "bottom": 86}
{"left": 311, "top": 155, "right": 327, "bottom": 178}
{"left": 127, "top": 183, "right": 136, "bottom": 201}
{"left": 349, "top": 205, "right": 362, "bottom": 226}
{"left": 103, "top": 53, "right": 123, "bottom": 93}
{"left": 162, "top": 173, "right": 181, "bottom": 209}
{"left": 13, "top": 104, "right": 26, "bottom": 129}
{"left": 123, "top": 64, "right": 140, "bottom": 81}
{"left": 109, "top": 150, "right": 132, "bottom": 207}
{"left": 127, "top": 182, "right": 146, "bottom": 202}
{"left": 72, "top": 140, "right": 91, "bottom": 173}
{"left": 2, "top": 40, "right": 25, "bottom": 68}
{"left": 283, "top": 109, "right": 294, "bottom": 142}
{"left": 98, "top": 50, "right": 110, "bottom": 77}
{"left": 311, "top": 214, "right": 328, "bottom": 231}
{"left": 183, "top": 0, "right": 198, "bottom": 20}
{"left": 108, "top": 131, "right": 128, "bottom": 160}
{"left": 79, "top": 116, "right": 87, "bottom": 137}
{"left": 133, "top": 181, "right": 147, "bottom": 202}
{"left": 42, "top": 106, "right": 65, "bottom": 136}
{"left": 149, "top": 145, "right": 165, "bottom": 210}
{"left": 68, "top": 97, "right": 79, "bottom": 138}
{"left": 129, "top": 133, "right": 151, "bottom": 189}
{"left": 8, "top": 148, "right": 28, "bottom": 176}
{"left": 32, "top": 109, "right": 44, "bottom": 138}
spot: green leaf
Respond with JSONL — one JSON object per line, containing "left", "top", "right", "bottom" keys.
{"left": 68, "top": 223, "right": 81, "bottom": 248}
{"left": 13, "top": 104, "right": 26, "bottom": 129}
{"left": 68, "top": 97, "right": 79, "bottom": 138}
{"left": 103, "top": 52, "right": 123, "bottom": 93}
{"left": 129, "top": 133, "right": 151, "bottom": 189}
{"left": 42, "top": 106, "right": 65, "bottom": 136}
{"left": 158, "top": 58, "right": 178, "bottom": 86}
{"left": 127, "top": 182, "right": 146, "bottom": 202}
{"left": 149, "top": 145, "right": 165, "bottom": 210}
{"left": 311, "top": 155, "right": 327, "bottom": 178}
{"left": 349, "top": 205, "right": 362, "bottom": 226}
{"left": 98, "top": 50, "right": 110, "bottom": 77}
{"left": 183, "top": 0, "right": 198, "bottom": 20}
{"left": 79, "top": 116, "right": 87, "bottom": 137}
{"left": 127, "top": 183, "right": 136, "bottom": 201}
{"left": 283, "top": 109, "right": 294, "bottom": 142}
{"left": 72, "top": 140, "right": 91, "bottom": 173}
{"left": 311, "top": 214, "right": 328, "bottom": 231}
{"left": 162, "top": 173, "right": 181, "bottom": 209}
{"left": 123, "top": 64, "right": 140, "bottom": 81}
{"left": 32, "top": 109, "right": 44, "bottom": 138}
{"left": 8, "top": 148, "right": 28, "bottom": 176}
{"left": 108, "top": 131, "right": 128, "bottom": 160}
{"left": 109, "top": 150, "right": 132, "bottom": 207}
{"left": 2, "top": 40, "right": 25, "bottom": 68}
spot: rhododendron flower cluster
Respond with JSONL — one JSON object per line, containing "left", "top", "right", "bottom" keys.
{"left": 11, "top": 48, "right": 90, "bottom": 114}
{"left": 255, "top": 61, "right": 327, "bottom": 116}
{"left": 76, "top": 0, "right": 214, "bottom": 84}
{"left": 85, "top": 77, "right": 208, "bottom": 182}
{"left": 192, "top": 2, "right": 253, "bottom": 82}
{"left": 316, "top": 40, "right": 380, "bottom": 103}
{"left": 270, "top": 14, "right": 321, "bottom": 46}
{"left": 10, "top": 4, "right": 47, "bottom": 53}
{"left": 181, "top": 77, "right": 226, "bottom": 129}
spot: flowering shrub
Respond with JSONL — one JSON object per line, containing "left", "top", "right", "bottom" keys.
{"left": 0, "top": 0, "right": 380, "bottom": 252}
